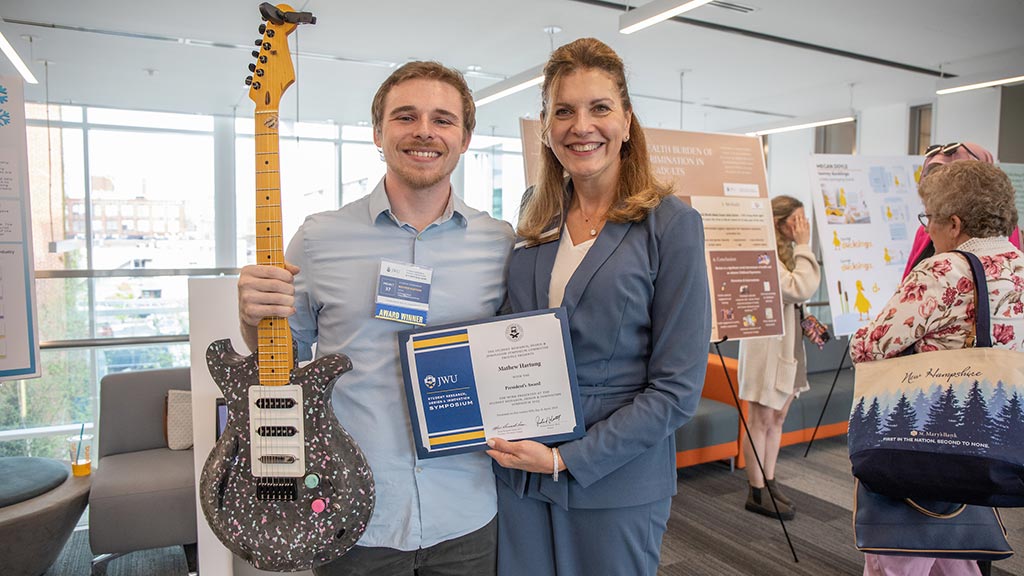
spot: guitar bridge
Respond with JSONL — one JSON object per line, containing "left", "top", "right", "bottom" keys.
{"left": 256, "top": 477, "right": 298, "bottom": 501}
{"left": 259, "top": 455, "right": 297, "bottom": 464}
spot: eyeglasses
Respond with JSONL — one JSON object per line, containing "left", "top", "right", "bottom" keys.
{"left": 918, "top": 213, "right": 931, "bottom": 227}
{"left": 924, "top": 142, "right": 981, "bottom": 161}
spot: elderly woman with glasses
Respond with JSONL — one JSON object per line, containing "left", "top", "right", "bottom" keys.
{"left": 851, "top": 160, "right": 1024, "bottom": 576}
{"left": 904, "top": 142, "right": 1019, "bottom": 278}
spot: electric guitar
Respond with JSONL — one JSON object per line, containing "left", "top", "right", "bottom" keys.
{"left": 199, "top": 4, "right": 374, "bottom": 571}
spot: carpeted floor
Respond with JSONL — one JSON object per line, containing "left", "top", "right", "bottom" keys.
{"left": 45, "top": 529, "right": 190, "bottom": 576}
{"left": 42, "top": 435, "right": 1023, "bottom": 575}
{"left": 661, "top": 436, "right": 1024, "bottom": 576}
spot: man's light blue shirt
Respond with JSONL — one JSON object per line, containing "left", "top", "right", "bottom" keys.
{"left": 286, "top": 178, "right": 514, "bottom": 550}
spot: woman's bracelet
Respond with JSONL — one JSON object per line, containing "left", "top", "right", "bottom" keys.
{"left": 552, "top": 447, "right": 560, "bottom": 482}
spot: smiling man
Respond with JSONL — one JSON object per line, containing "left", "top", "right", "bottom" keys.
{"left": 237, "top": 62, "right": 514, "bottom": 576}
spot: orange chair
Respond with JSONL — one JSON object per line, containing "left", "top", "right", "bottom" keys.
{"left": 674, "top": 354, "right": 748, "bottom": 469}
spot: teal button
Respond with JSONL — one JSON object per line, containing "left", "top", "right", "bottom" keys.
{"left": 304, "top": 474, "right": 320, "bottom": 489}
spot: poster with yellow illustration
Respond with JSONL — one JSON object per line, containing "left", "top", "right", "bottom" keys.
{"left": 809, "top": 155, "right": 924, "bottom": 336}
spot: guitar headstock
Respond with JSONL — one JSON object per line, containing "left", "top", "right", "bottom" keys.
{"left": 246, "top": 3, "right": 316, "bottom": 110}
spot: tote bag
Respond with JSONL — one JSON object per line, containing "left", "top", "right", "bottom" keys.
{"left": 853, "top": 479, "right": 1012, "bottom": 560}
{"left": 849, "top": 251, "right": 1024, "bottom": 507}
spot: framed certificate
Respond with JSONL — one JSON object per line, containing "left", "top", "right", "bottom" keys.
{"left": 398, "top": 308, "right": 585, "bottom": 459}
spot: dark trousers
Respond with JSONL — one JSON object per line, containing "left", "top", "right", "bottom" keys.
{"left": 312, "top": 517, "right": 496, "bottom": 576}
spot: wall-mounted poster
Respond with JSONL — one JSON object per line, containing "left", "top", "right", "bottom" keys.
{"left": 521, "top": 118, "right": 782, "bottom": 341}
{"left": 808, "top": 154, "right": 925, "bottom": 337}
{"left": 0, "top": 77, "right": 39, "bottom": 380}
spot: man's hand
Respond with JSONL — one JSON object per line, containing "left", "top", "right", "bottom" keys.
{"left": 238, "top": 262, "right": 300, "bottom": 330}
{"left": 487, "top": 438, "right": 565, "bottom": 474}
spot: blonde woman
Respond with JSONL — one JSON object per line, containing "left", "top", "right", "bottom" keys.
{"left": 486, "top": 38, "right": 711, "bottom": 576}
{"left": 738, "top": 195, "right": 820, "bottom": 519}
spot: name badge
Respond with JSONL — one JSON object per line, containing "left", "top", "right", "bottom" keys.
{"left": 374, "top": 260, "right": 432, "bottom": 326}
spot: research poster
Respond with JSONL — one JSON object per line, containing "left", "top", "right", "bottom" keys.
{"left": 808, "top": 154, "right": 925, "bottom": 337}
{"left": 0, "top": 77, "right": 39, "bottom": 380}
{"left": 521, "top": 119, "right": 782, "bottom": 341}
{"left": 1001, "top": 163, "right": 1024, "bottom": 243}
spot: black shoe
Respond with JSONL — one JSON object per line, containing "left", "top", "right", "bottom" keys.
{"left": 745, "top": 485, "right": 795, "bottom": 520}
{"left": 765, "top": 479, "right": 796, "bottom": 510}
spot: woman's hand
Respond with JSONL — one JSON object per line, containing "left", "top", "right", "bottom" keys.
{"left": 487, "top": 438, "right": 566, "bottom": 474}
{"left": 787, "top": 210, "right": 811, "bottom": 245}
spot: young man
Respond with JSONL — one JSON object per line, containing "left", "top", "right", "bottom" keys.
{"left": 238, "top": 61, "right": 514, "bottom": 576}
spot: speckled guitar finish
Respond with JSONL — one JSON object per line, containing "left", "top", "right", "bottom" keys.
{"left": 199, "top": 5, "right": 374, "bottom": 571}
{"left": 200, "top": 340, "right": 374, "bottom": 571}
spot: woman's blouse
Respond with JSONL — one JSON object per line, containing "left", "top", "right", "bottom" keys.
{"left": 548, "top": 227, "right": 594, "bottom": 308}
{"left": 852, "top": 236, "right": 1024, "bottom": 363}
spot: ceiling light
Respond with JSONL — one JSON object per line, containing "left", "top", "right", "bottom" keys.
{"left": 619, "top": 0, "right": 716, "bottom": 35}
{"left": 744, "top": 115, "right": 855, "bottom": 137}
{"left": 0, "top": 30, "right": 38, "bottom": 84}
{"left": 474, "top": 65, "right": 544, "bottom": 107}
{"left": 935, "top": 69, "right": 1024, "bottom": 95}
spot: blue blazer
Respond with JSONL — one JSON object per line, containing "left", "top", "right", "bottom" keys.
{"left": 494, "top": 194, "right": 712, "bottom": 510}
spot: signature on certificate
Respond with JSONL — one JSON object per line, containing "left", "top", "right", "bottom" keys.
{"left": 535, "top": 414, "right": 562, "bottom": 426}
{"left": 492, "top": 421, "right": 525, "bottom": 434}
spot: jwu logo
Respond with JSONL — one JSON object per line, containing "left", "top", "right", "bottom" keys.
{"left": 423, "top": 374, "right": 458, "bottom": 389}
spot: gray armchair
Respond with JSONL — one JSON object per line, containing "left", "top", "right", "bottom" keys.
{"left": 89, "top": 367, "right": 198, "bottom": 576}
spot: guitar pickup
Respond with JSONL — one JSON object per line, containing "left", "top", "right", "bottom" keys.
{"left": 255, "top": 398, "right": 297, "bottom": 410}
{"left": 259, "top": 455, "right": 297, "bottom": 464}
{"left": 256, "top": 426, "right": 298, "bottom": 437}
{"left": 256, "top": 477, "right": 298, "bottom": 501}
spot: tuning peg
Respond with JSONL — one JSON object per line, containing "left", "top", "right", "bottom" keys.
{"left": 259, "top": 55, "right": 268, "bottom": 63}
{"left": 266, "top": 29, "right": 275, "bottom": 38}
{"left": 252, "top": 82, "right": 261, "bottom": 90}
{"left": 255, "top": 69, "right": 264, "bottom": 77}
{"left": 252, "top": 50, "right": 259, "bottom": 58}
{"left": 245, "top": 76, "right": 253, "bottom": 86}
{"left": 249, "top": 63, "right": 256, "bottom": 72}
{"left": 259, "top": 24, "right": 267, "bottom": 34}
{"left": 263, "top": 42, "right": 271, "bottom": 50}
{"left": 255, "top": 39, "right": 262, "bottom": 46}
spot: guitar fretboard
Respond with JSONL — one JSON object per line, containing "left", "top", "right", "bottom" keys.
{"left": 255, "top": 109, "right": 292, "bottom": 385}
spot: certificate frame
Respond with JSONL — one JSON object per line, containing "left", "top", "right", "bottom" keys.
{"left": 398, "top": 308, "right": 584, "bottom": 459}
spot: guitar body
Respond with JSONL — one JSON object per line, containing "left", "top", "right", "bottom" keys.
{"left": 200, "top": 339, "right": 375, "bottom": 571}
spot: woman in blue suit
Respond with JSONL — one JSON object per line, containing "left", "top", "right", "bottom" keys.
{"left": 486, "top": 38, "right": 712, "bottom": 576}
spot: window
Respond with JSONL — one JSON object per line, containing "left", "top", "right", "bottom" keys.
{"left": 6, "top": 103, "right": 530, "bottom": 461}
{"left": 909, "top": 104, "right": 933, "bottom": 155}
{"left": 235, "top": 118, "right": 340, "bottom": 265}
{"left": 815, "top": 121, "right": 857, "bottom": 155}
{"left": 4, "top": 106, "right": 210, "bottom": 461}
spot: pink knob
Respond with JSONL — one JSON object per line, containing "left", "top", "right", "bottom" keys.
{"left": 311, "top": 498, "right": 326, "bottom": 514}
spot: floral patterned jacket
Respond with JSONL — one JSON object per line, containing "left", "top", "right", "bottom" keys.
{"left": 851, "top": 236, "right": 1024, "bottom": 363}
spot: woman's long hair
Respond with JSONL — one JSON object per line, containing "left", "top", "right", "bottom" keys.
{"left": 772, "top": 195, "right": 804, "bottom": 271}
{"left": 517, "top": 38, "right": 671, "bottom": 243}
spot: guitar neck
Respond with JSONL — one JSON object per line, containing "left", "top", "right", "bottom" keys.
{"left": 255, "top": 108, "right": 293, "bottom": 385}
